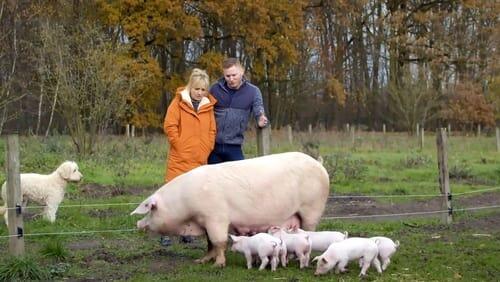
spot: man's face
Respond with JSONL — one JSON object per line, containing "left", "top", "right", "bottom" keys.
{"left": 223, "top": 65, "right": 244, "bottom": 89}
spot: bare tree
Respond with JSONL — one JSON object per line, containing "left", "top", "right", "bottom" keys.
{"left": 386, "top": 73, "right": 441, "bottom": 132}
{"left": 36, "top": 22, "right": 136, "bottom": 154}
{"left": 0, "top": 0, "right": 24, "bottom": 134}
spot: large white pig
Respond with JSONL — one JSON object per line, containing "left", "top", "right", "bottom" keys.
{"left": 131, "top": 152, "right": 329, "bottom": 267}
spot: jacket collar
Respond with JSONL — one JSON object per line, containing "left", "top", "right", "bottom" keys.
{"left": 180, "top": 88, "right": 211, "bottom": 109}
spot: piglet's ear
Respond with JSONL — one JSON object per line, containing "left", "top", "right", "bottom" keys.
{"left": 229, "top": 235, "right": 239, "bottom": 242}
{"left": 131, "top": 195, "right": 157, "bottom": 215}
{"left": 268, "top": 226, "right": 280, "bottom": 233}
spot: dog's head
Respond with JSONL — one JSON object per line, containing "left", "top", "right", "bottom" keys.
{"left": 57, "top": 161, "right": 83, "bottom": 182}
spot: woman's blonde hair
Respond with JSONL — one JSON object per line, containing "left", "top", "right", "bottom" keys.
{"left": 186, "top": 68, "right": 210, "bottom": 92}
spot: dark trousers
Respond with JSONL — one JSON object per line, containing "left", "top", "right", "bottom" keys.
{"left": 208, "top": 143, "right": 244, "bottom": 164}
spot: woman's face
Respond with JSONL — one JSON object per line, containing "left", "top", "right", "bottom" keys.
{"left": 190, "top": 82, "right": 208, "bottom": 101}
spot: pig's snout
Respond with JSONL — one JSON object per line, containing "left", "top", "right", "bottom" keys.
{"left": 136, "top": 219, "right": 149, "bottom": 231}
{"left": 314, "top": 269, "right": 326, "bottom": 276}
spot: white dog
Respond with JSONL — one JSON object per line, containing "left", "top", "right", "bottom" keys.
{"left": 0, "top": 161, "right": 83, "bottom": 225}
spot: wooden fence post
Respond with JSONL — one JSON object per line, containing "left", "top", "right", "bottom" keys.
{"left": 382, "top": 124, "right": 387, "bottom": 148}
{"left": 496, "top": 127, "right": 500, "bottom": 152}
{"left": 436, "top": 128, "right": 452, "bottom": 224}
{"left": 257, "top": 126, "right": 270, "bottom": 156}
{"left": 6, "top": 134, "right": 25, "bottom": 256}
{"left": 447, "top": 124, "right": 451, "bottom": 136}
{"left": 416, "top": 123, "right": 420, "bottom": 137}
{"left": 308, "top": 124, "right": 312, "bottom": 135}
{"left": 351, "top": 125, "right": 356, "bottom": 147}
{"left": 477, "top": 124, "right": 481, "bottom": 137}
{"left": 419, "top": 127, "right": 425, "bottom": 151}
{"left": 286, "top": 125, "right": 293, "bottom": 144}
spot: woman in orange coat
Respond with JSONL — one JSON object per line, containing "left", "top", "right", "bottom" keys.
{"left": 163, "top": 68, "right": 217, "bottom": 182}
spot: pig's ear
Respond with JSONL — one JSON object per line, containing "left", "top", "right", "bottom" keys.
{"left": 312, "top": 256, "right": 328, "bottom": 264}
{"left": 229, "top": 235, "right": 239, "bottom": 242}
{"left": 131, "top": 195, "right": 157, "bottom": 215}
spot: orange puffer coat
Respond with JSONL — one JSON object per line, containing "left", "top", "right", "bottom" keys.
{"left": 163, "top": 87, "right": 217, "bottom": 182}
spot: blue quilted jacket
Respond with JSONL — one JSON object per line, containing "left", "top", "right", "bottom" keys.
{"left": 209, "top": 77, "right": 265, "bottom": 145}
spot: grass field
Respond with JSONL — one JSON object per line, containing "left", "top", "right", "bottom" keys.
{"left": 0, "top": 130, "right": 499, "bottom": 281}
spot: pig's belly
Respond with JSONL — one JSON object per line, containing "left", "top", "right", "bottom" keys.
{"left": 229, "top": 214, "right": 301, "bottom": 235}
{"left": 178, "top": 221, "right": 205, "bottom": 236}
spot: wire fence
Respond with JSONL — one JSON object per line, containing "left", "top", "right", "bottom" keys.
{"left": 1, "top": 204, "right": 499, "bottom": 239}
{"left": 3, "top": 186, "right": 500, "bottom": 211}
{"left": 1, "top": 186, "right": 499, "bottom": 239}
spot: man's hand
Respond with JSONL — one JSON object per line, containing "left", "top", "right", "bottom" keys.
{"left": 257, "top": 114, "right": 268, "bottom": 128}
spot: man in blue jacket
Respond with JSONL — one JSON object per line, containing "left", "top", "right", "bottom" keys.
{"left": 208, "top": 58, "right": 268, "bottom": 164}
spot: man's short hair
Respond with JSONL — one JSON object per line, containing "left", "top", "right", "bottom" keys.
{"left": 222, "top": 57, "right": 242, "bottom": 69}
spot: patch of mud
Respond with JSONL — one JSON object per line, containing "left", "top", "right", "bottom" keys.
{"left": 324, "top": 191, "right": 500, "bottom": 221}
{"left": 421, "top": 212, "right": 500, "bottom": 233}
{"left": 84, "top": 249, "right": 120, "bottom": 264}
{"left": 67, "top": 240, "right": 101, "bottom": 250}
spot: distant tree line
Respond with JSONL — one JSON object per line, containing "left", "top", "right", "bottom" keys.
{"left": 1, "top": 1, "right": 498, "bottom": 154}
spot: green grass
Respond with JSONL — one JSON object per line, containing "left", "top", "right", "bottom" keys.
{"left": 0, "top": 131, "right": 499, "bottom": 280}
{"left": 1, "top": 212, "right": 499, "bottom": 281}
{"left": 0, "top": 255, "right": 49, "bottom": 281}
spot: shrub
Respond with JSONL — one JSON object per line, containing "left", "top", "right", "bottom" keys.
{"left": 40, "top": 240, "right": 68, "bottom": 262}
{"left": 302, "top": 141, "right": 320, "bottom": 159}
{"left": 402, "top": 153, "right": 431, "bottom": 168}
{"left": 0, "top": 256, "right": 49, "bottom": 281}
{"left": 323, "top": 153, "right": 367, "bottom": 183}
{"left": 449, "top": 160, "right": 473, "bottom": 180}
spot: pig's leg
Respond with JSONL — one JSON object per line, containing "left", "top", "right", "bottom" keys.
{"left": 195, "top": 234, "right": 216, "bottom": 264}
{"left": 205, "top": 221, "right": 229, "bottom": 267}
{"left": 359, "top": 259, "right": 371, "bottom": 276}
{"left": 297, "top": 252, "right": 307, "bottom": 269}
{"left": 258, "top": 256, "right": 269, "bottom": 271}
{"left": 304, "top": 249, "right": 311, "bottom": 267}
{"left": 298, "top": 209, "right": 323, "bottom": 231}
{"left": 337, "top": 260, "right": 348, "bottom": 274}
{"left": 244, "top": 252, "right": 253, "bottom": 269}
{"left": 381, "top": 257, "right": 390, "bottom": 271}
{"left": 372, "top": 257, "right": 382, "bottom": 273}
{"left": 280, "top": 249, "right": 287, "bottom": 267}
{"left": 270, "top": 256, "right": 278, "bottom": 271}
